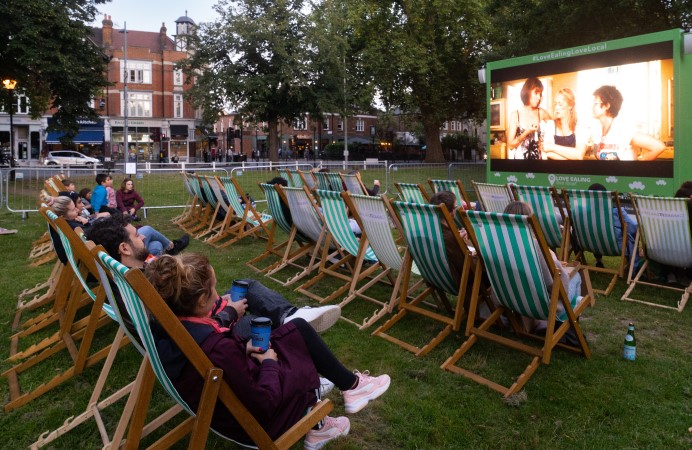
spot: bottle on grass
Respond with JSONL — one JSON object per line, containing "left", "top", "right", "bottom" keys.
{"left": 623, "top": 322, "right": 636, "bottom": 361}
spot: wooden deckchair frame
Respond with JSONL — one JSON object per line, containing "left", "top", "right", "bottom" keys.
{"left": 442, "top": 211, "right": 592, "bottom": 398}
{"left": 472, "top": 181, "right": 513, "bottom": 212}
{"left": 298, "top": 169, "right": 317, "bottom": 190}
{"left": 340, "top": 172, "right": 368, "bottom": 195}
{"left": 314, "top": 171, "right": 344, "bottom": 192}
{"left": 394, "top": 182, "right": 429, "bottom": 204}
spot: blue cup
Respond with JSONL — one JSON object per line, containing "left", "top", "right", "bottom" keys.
{"left": 250, "top": 317, "right": 272, "bottom": 352}
{"left": 230, "top": 280, "right": 249, "bottom": 302}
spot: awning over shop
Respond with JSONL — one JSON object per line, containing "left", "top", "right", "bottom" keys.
{"left": 46, "top": 130, "right": 105, "bottom": 144}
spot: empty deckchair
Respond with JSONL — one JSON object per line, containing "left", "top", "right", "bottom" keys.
{"left": 428, "top": 179, "right": 472, "bottom": 209}
{"left": 298, "top": 169, "right": 317, "bottom": 189}
{"left": 314, "top": 171, "right": 344, "bottom": 192}
{"left": 511, "top": 184, "right": 568, "bottom": 258}
{"left": 442, "top": 210, "right": 592, "bottom": 398}
{"left": 621, "top": 195, "right": 692, "bottom": 312}
{"left": 172, "top": 171, "right": 196, "bottom": 224}
{"left": 246, "top": 182, "right": 314, "bottom": 281}
{"left": 394, "top": 182, "right": 429, "bottom": 204}
{"left": 472, "top": 181, "right": 513, "bottom": 212}
{"left": 561, "top": 188, "right": 628, "bottom": 295}
{"left": 97, "top": 252, "right": 332, "bottom": 449}
{"left": 340, "top": 172, "right": 368, "bottom": 195}
{"left": 372, "top": 201, "right": 482, "bottom": 356}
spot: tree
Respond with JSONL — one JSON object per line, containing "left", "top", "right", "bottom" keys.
{"left": 0, "top": 0, "right": 111, "bottom": 137}
{"left": 348, "top": 0, "right": 490, "bottom": 163}
{"left": 181, "top": 0, "right": 316, "bottom": 161}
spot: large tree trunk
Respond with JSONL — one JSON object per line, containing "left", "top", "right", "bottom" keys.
{"left": 268, "top": 118, "right": 279, "bottom": 162}
{"left": 422, "top": 116, "right": 444, "bottom": 163}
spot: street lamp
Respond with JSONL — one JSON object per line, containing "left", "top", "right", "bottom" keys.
{"left": 3, "top": 79, "right": 17, "bottom": 161}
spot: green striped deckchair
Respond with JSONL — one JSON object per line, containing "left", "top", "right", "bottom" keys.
{"left": 314, "top": 171, "right": 344, "bottom": 192}
{"left": 621, "top": 195, "right": 692, "bottom": 312}
{"left": 192, "top": 175, "right": 225, "bottom": 239}
{"left": 561, "top": 188, "right": 627, "bottom": 295}
{"left": 442, "top": 210, "right": 592, "bottom": 398}
{"left": 344, "top": 193, "right": 425, "bottom": 322}
{"left": 373, "top": 201, "right": 481, "bottom": 357}
{"left": 286, "top": 169, "right": 304, "bottom": 188}
{"left": 278, "top": 168, "right": 294, "bottom": 186}
{"left": 472, "top": 181, "right": 513, "bottom": 212}
{"left": 97, "top": 252, "right": 333, "bottom": 449}
{"left": 298, "top": 169, "right": 317, "bottom": 189}
{"left": 340, "top": 172, "right": 368, "bottom": 195}
{"left": 303, "top": 190, "right": 392, "bottom": 328}
{"left": 511, "top": 185, "right": 567, "bottom": 256}
{"left": 179, "top": 174, "right": 214, "bottom": 233}
{"left": 394, "top": 182, "right": 429, "bottom": 204}
{"left": 206, "top": 176, "right": 273, "bottom": 248}
{"left": 428, "top": 179, "right": 472, "bottom": 209}
{"left": 246, "top": 183, "right": 314, "bottom": 284}
{"left": 172, "top": 171, "right": 195, "bottom": 223}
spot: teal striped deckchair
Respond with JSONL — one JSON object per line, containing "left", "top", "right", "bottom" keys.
{"left": 621, "top": 195, "right": 692, "bottom": 312}
{"left": 206, "top": 176, "right": 273, "bottom": 248}
{"left": 174, "top": 172, "right": 201, "bottom": 226}
{"left": 314, "top": 171, "right": 344, "bottom": 192}
{"left": 278, "top": 186, "right": 339, "bottom": 286}
{"left": 246, "top": 183, "right": 314, "bottom": 284}
{"left": 97, "top": 252, "right": 332, "bottom": 449}
{"left": 179, "top": 174, "right": 214, "bottom": 233}
{"left": 298, "top": 169, "right": 317, "bottom": 189}
{"left": 442, "top": 210, "right": 592, "bottom": 398}
{"left": 472, "top": 181, "right": 513, "bottom": 212}
{"left": 192, "top": 175, "right": 225, "bottom": 239}
{"left": 511, "top": 184, "right": 568, "bottom": 257}
{"left": 394, "top": 182, "right": 429, "bottom": 204}
{"left": 428, "top": 179, "right": 472, "bottom": 209}
{"left": 303, "top": 190, "right": 393, "bottom": 328}
{"left": 4, "top": 208, "right": 116, "bottom": 413}
{"left": 373, "top": 201, "right": 481, "bottom": 357}
{"left": 278, "top": 168, "right": 294, "bottom": 186}
{"left": 340, "top": 172, "right": 368, "bottom": 195}
{"left": 561, "top": 188, "right": 627, "bottom": 295}
{"left": 344, "top": 193, "right": 426, "bottom": 321}
{"left": 286, "top": 169, "right": 304, "bottom": 188}
{"left": 172, "top": 171, "right": 195, "bottom": 223}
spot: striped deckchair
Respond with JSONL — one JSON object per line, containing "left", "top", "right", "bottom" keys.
{"left": 303, "top": 190, "right": 394, "bottom": 328}
{"left": 172, "top": 171, "right": 195, "bottom": 223}
{"left": 278, "top": 168, "right": 294, "bottom": 186}
{"left": 286, "top": 169, "right": 304, "bottom": 188}
{"left": 442, "top": 210, "right": 592, "bottom": 398}
{"left": 394, "top": 182, "right": 429, "bottom": 204}
{"left": 314, "top": 171, "right": 344, "bottom": 192}
{"left": 178, "top": 174, "right": 213, "bottom": 233}
{"left": 191, "top": 175, "right": 225, "bottom": 239}
{"left": 298, "top": 169, "right": 317, "bottom": 189}
{"left": 245, "top": 183, "right": 314, "bottom": 283}
{"left": 97, "top": 252, "right": 332, "bottom": 449}
{"left": 340, "top": 172, "right": 368, "bottom": 195}
{"left": 621, "top": 195, "right": 692, "bottom": 312}
{"left": 428, "top": 179, "right": 472, "bottom": 209}
{"left": 472, "top": 181, "right": 513, "bottom": 212}
{"left": 511, "top": 184, "right": 568, "bottom": 258}
{"left": 372, "top": 201, "right": 482, "bottom": 357}
{"left": 561, "top": 188, "right": 627, "bottom": 295}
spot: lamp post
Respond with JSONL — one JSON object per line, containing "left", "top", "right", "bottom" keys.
{"left": 3, "top": 79, "right": 17, "bottom": 161}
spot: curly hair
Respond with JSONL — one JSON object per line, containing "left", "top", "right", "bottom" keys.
{"left": 85, "top": 214, "right": 130, "bottom": 261}
{"left": 593, "top": 85, "right": 623, "bottom": 118}
{"left": 144, "top": 253, "right": 215, "bottom": 317}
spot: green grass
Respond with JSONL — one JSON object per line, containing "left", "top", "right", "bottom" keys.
{"left": 0, "top": 169, "right": 690, "bottom": 449}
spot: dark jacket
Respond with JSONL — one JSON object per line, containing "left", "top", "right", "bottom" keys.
{"left": 116, "top": 189, "right": 145, "bottom": 213}
{"left": 153, "top": 320, "right": 319, "bottom": 444}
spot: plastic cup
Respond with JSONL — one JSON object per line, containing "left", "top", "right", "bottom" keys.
{"left": 230, "top": 280, "right": 249, "bottom": 302}
{"left": 250, "top": 317, "right": 272, "bottom": 352}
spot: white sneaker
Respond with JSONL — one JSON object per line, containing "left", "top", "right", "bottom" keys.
{"left": 304, "top": 416, "right": 350, "bottom": 450}
{"left": 285, "top": 305, "right": 341, "bottom": 333}
{"left": 319, "top": 377, "right": 334, "bottom": 397}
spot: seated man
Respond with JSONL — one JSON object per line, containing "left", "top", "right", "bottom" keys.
{"left": 86, "top": 215, "right": 341, "bottom": 336}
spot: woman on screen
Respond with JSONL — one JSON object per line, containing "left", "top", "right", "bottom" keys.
{"left": 542, "top": 88, "right": 588, "bottom": 160}
{"left": 591, "top": 85, "right": 666, "bottom": 161}
{"left": 506, "top": 77, "right": 552, "bottom": 159}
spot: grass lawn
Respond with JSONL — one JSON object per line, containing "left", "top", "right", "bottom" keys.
{"left": 0, "top": 169, "right": 690, "bottom": 449}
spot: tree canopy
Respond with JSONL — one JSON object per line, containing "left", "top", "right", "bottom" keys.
{"left": 0, "top": 0, "right": 111, "bottom": 136}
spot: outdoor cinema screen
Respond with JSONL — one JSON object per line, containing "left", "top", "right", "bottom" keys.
{"left": 488, "top": 40, "right": 674, "bottom": 179}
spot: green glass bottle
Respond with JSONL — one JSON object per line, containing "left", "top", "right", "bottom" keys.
{"left": 623, "top": 322, "right": 636, "bottom": 361}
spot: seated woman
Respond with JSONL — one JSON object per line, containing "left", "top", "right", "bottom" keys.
{"left": 144, "top": 253, "right": 391, "bottom": 448}
{"left": 116, "top": 178, "right": 145, "bottom": 221}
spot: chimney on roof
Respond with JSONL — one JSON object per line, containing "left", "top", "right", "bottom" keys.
{"left": 103, "top": 15, "right": 113, "bottom": 48}
{"left": 160, "top": 22, "right": 167, "bottom": 52}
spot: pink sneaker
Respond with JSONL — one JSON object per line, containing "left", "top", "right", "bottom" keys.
{"left": 343, "top": 370, "right": 391, "bottom": 414}
{"left": 304, "top": 416, "right": 350, "bottom": 450}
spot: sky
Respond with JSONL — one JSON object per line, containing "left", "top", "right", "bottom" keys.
{"left": 91, "top": 0, "right": 220, "bottom": 32}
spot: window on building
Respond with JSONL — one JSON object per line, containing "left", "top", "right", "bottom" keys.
{"left": 355, "top": 118, "right": 365, "bottom": 132}
{"left": 293, "top": 118, "right": 307, "bottom": 130}
{"left": 121, "top": 92, "right": 152, "bottom": 117}
{"left": 16, "top": 94, "right": 29, "bottom": 114}
{"left": 121, "top": 60, "right": 152, "bottom": 84}
{"left": 173, "top": 69, "right": 183, "bottom": 86}
{"left": 174, "top": 94, "right": 183, "bottom": 118}
{"left": 323, "top": 118, "right": 330, "bottom": 130}
{"left": 442, "top": 121, "right": 448, "bottom": 130}
{"left": 450, "top": 121, "right": 456, "bottom": 131}
{"left": 337, "top": 119, "right": 344, "bottom": 131}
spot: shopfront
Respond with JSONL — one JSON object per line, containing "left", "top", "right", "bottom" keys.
{"left": 45, "top": 119, "right": 105, "bottom": 161}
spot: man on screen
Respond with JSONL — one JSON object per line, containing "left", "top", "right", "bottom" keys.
{"left": 591, "top": 85, "right": 666, "bottom": 161}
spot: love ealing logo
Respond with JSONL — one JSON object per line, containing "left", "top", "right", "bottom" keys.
{"left": 547, "top": 174, "right": 591, "bottom": 186}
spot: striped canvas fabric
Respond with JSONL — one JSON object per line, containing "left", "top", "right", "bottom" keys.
{"left": 260, "top": 183, "right": 293, "bottom": 234}
{"left": 392, "top": 202, "right": 457, "bottom": 295}
{"left": 287, "top": 170, "right": 304, "bottom": 188}
{"left": 465, "top": 211, "right": 552, "bottom": 320}
{"left": 219, "top": 177, "right": 272, "bottom": 227}
{"left": 298, "top": 169, "right": 316, "bottom": 189}
{"left": 514, "top": 185, "right": 563, "bottom": 249}
{"left": 395, "top": 183, "right": 427, "bottom": 204}
{"left": 429, "top": 179, "right": 466, "bottom": 208}
{"left": 283, "top": 187, "right": 325, "bottom": 243}
{"left": 315, "top": 190, "right": 377, "bottom": 262}
{"left": 633, "top": 195, "right": 692, "bottom": 268}
{"left": 472, "top": 182, "right": 512, "bottom": 213}
{"left": 209, "top": 177, "right": 230, "bottom": 217}
{"left": 314, "top": 172, "right": 344, "bottom": 192}
{"left": 340, "top": 173, "right": 366, "bottom": 195}
{"left": 565, "top": 189, "right": 620, "bottom": 256}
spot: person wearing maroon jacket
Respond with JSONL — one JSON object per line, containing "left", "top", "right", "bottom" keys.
{"left": 116, "top": 178, "right": 145, "bottom": 221}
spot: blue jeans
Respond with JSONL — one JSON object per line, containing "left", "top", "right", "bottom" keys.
{"left": 138, "top": 226, "right": 171, "bottom": 256}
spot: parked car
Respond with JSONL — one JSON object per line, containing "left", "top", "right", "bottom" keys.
{"left": 44, "top": 151, "right": 101, "bottom": 167}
